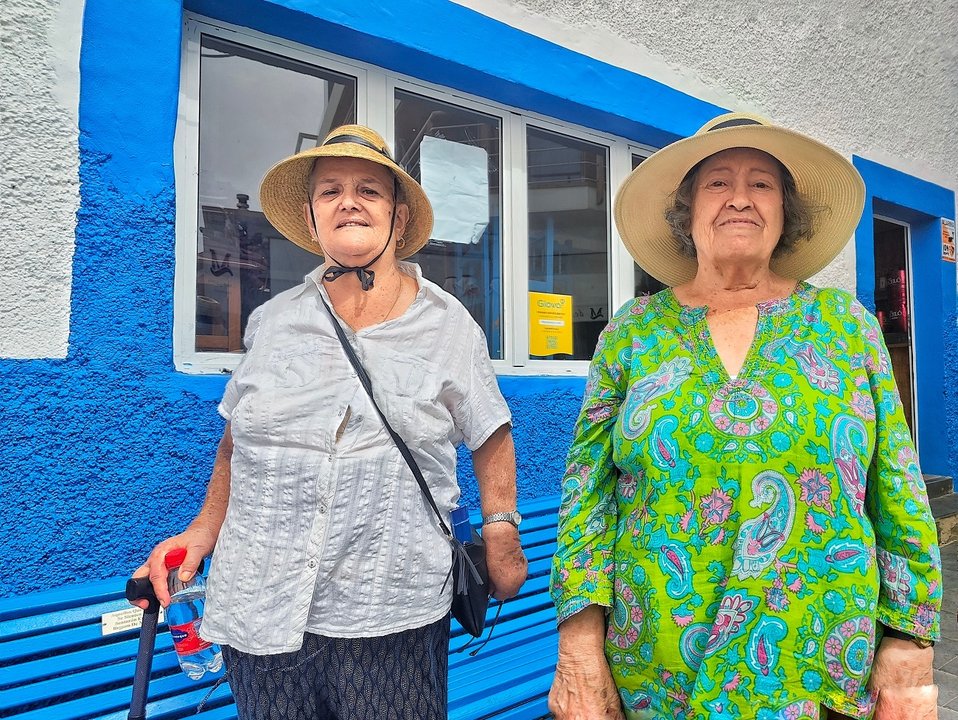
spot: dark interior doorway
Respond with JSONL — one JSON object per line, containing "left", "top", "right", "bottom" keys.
{"left": 872, "top": 216, "right": 916, "bottom": 439}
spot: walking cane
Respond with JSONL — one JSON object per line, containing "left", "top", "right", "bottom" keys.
{"left": 124, "top": 577, "right": 160, "bottom": 720}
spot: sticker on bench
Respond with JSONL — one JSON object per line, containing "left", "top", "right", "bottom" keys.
{"left": 101, "top": 606, "right": 166, "bottom": 636}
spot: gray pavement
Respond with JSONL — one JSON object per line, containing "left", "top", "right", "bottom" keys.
{"left": 936, "top": 540, "right": 958, "bottom": 717}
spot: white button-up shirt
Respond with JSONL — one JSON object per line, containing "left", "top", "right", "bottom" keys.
{"left": 201, "top": 263, "right": 511, "bottom": 655}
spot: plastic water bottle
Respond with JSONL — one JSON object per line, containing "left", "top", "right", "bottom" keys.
{"left": 164, "top": 548, "right": 223, "bottom": 680}
{"left": 451, "top": 505, "right": 474, "bottom": 544}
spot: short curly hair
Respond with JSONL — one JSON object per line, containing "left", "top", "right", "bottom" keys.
{"left": 664, "top": 150, "right": 825, "bottom": 259}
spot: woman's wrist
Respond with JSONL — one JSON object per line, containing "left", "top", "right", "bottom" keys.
{"left": 557, "top": 604, "right": 608, "bottom": 654}
{"left": 879, "top": 622, "right": 935, "bottom": 648}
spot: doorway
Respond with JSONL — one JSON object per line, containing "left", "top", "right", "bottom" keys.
{"left": 872, "top": 216, "right": 917, "bottom": 439}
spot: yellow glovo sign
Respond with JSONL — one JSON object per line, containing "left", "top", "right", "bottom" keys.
{"left": 529, "top": 292, "right": 573, "bottom": 357}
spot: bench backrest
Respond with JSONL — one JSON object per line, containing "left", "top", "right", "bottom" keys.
{"left": 0, "top": 495, "right": 560, "bottom": 720}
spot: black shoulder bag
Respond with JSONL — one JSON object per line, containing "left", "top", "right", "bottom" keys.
{"left": 319, "top": 294, "right": 491, "bottom": 638}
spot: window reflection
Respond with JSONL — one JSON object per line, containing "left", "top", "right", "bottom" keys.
{"left": 194, "top": 35, "right": 356, "bottom": 351}
{"left": 527, "top": 127, "right": 609, "bottom": 360}
{"left": 394, "top": 90, "right": 503, "bottom": 358}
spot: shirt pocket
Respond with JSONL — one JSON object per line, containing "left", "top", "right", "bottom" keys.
{"left": 269, "top": 339, "right": 336, "bottom": 389}
{"left": 253, "top": 340, "right": 343, "bottom": 447}
{"left": 371, "top": 346, "right": 438, "bottom": 398}
{"left": 367, "top": 348, "right": 444, "bottom": 444}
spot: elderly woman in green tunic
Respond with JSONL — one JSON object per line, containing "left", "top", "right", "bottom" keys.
{"left": 549, "top": 113, "right": 942, "bottom": 720}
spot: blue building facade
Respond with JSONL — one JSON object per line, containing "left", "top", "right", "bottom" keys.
{"left": 1, "top": 0, "right": 955, "bottom": 598}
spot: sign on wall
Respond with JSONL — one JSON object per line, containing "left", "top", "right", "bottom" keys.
{"left": 942, "top": 218, "right": 956, "bottom": 263}
{"left": 419, "top": 136, "right": 489, "bottom": 245}
{"left": 529, "top": 292, "right": 573, "bottom": 356}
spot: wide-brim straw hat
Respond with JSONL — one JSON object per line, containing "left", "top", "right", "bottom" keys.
{"left": 260, "top": 125, "right": 434, "bottom": 259}
{"left": 614, "top": 112, "right": 865, "bottom": 287}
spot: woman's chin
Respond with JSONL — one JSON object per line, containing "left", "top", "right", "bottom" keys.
{"left": 703, "top": 252, "right": 775, "bottom": 272}
{"left": 325, "top": 238, "right": 391, "bottom": 265}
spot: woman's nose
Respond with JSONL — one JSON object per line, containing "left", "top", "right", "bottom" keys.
{"left": 726, "top": 183, "right": 753, "bottom": 210}
{"left": 339, "top": 186, "right": 361, "bottom": 209}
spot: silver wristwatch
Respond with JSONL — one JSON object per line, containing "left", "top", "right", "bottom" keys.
{"left": 482, "top": 510, "right": 522, "bottom": 528}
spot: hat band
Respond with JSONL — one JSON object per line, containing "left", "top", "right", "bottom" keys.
{"left": 324, "top": 133, "right": 392, "bottom": 159}
{"left": 708, "top": 118, "right": 763, "bottom": 131}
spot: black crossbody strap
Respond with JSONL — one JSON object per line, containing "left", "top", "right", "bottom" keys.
{"left": 319, "top": 293, "right": 452, "bottom": 538}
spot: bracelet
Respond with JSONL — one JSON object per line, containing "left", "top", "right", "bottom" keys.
{"left": 880, "top": 624, "right": 934, "bottom": 648}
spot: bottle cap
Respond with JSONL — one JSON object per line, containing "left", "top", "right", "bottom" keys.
{"left": 164, "top": 548, "right": 187, "bottom": 570}
{"left": 450, "top": 506, "right": 473, "bottom": 543}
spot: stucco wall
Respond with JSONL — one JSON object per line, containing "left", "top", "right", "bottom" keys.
{"left": 461, "top": 0, "right": 958, "bottom": 190}
{"left": 456, "top": 0, "right": 958, "bottom": 292}
{"left": 1, "top": 0, "right": 82, "bottom": 358}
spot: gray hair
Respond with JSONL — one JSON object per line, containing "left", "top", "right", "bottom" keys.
{"left": 664, "top": 151, "right": 825, "bottom": 259}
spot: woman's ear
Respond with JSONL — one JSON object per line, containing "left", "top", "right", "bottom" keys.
{"left": 303, "top": 200, "right": 317, "bottom": 240}
{"left": 394, "top": 202, "right": 410, "bottom": 240}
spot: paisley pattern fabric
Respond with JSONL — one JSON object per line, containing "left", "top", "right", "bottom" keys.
{"left": 551, "top": 284, "right": 941, "bottom": 719}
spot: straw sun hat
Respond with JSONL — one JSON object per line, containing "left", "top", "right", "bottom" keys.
{"left": 614, "top": 112, "right": 865, "bottom": 287}
{"left": 259, "top": 125, "right": 434, "bottom": 259}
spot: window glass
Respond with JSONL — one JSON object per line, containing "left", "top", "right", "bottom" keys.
{"left": 180, "top": 21, "right": 663, "bottom": 372}
{"left": 630, "top": 153, "right": 668, "bottom": 296}
{"left": 194, "top": 35, "right": 356, "bottom": 352}
{"left": 527, "top": 127, "right": 609, "bottom": 360}
{"left": 393, "top": 89, "right": 503, "bottom": 358}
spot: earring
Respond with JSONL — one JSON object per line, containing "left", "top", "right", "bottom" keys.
{"left": 396, "top": 236, "right": 407, "bottom": 249}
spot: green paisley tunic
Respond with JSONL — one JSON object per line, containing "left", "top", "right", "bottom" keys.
{"left": 550, "top": 283, "right": 941, "bottom": 719}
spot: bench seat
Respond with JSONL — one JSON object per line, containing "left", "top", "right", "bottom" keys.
{"left": 0, "top": 495, "right": 560, "bottom": 719}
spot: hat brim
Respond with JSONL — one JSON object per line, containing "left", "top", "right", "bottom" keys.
{"left": 614, "top": 123, "right": 865, "bottom": 287}
{"left": 259, "top": 142, "right": 434, "bottom": 260}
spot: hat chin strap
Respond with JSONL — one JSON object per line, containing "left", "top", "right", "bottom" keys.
{"left": 309, "top": 198, "right": 397, "bottom": 292}
{"left": 322, "top": 242, "right": 389, "bottom": 291}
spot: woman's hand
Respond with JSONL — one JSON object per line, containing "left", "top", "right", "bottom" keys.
{"left": 549, "top": 605, "right": 624, "bottom": 720}
{"left": 870, "top": 636, "right": 936, "bottom": 719}
{"left": 481, "top": 522, "right": 527, "bottom": 600}
{"left": 550, "top": 652, "right": 624, "bottom": 720}
{"left": 129, "top": 522, "right": 218, "bottom": 609}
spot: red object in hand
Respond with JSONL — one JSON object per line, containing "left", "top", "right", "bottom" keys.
{"left": 164, "top": 548, "right": 187, "bottom": 569}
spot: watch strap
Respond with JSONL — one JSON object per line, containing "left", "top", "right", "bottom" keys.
{"left": 881, "top": 624, "right": 934, "bottom": 648}
{"left": 483, "top": 511, "right": 519, "bottom": 527}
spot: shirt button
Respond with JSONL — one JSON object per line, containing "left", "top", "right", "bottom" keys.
{"left": 307, "top": 560, "right": 317, "bottom": 569}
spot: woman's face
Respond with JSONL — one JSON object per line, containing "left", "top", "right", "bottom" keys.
{"left": 303, "top": 156, "right": 409, "bottom": 264}
{"left": 688, "top": 147, "right": 785, "bottom": 272}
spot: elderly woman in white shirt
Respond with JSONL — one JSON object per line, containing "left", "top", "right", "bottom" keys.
{"left": 133, "top": 125, "right": 528, "bottom": 720}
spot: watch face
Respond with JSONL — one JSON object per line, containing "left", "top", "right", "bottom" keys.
{"left": 512, "top": 511, "right": 522, "bottom": 526}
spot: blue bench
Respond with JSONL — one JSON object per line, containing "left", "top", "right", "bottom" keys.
{"left": 0, "top": 495, "right": 559, "bottom": 719}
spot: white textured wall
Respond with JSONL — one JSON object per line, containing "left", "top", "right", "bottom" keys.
{"left": 455, "top": 0, "right": 958, "bottom": 292}
{"left": 0, "top": 0, "right": 82, "bottom": 358}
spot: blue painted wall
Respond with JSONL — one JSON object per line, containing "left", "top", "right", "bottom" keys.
{"left": 0, "top": 0, "right": 715, "bottom": 598}
{"left": 853, "top": 156, "right": 958, "bottom": 485}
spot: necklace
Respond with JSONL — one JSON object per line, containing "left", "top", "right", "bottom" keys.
{"left": 329, "top": 272, "right": 405, "bottom": 330}
{"left": 377, "top": 274, "right": 405, "bottom": 324}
